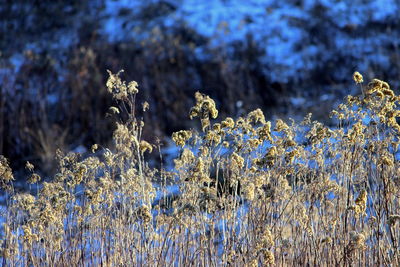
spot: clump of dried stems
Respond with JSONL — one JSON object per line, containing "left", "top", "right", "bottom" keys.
{"left": 1, "top": 71, "right": 400, "bottom": 266}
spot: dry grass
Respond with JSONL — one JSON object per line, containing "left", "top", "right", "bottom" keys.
{"left": 1, "top": 71, "right": 400, "bottom": 266}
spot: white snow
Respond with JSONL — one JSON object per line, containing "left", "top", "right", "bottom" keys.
{"left": 100, "top": 0, "right": 399, "bottom": 83}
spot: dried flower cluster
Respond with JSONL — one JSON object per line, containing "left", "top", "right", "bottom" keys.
{"left": 190, "top": 91, "right": 219, "bottom": 131}
{"left": 0, "top": 155, "right": 14, "bottom": 191}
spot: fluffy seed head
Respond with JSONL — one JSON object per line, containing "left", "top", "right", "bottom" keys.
{"left": 353, "top": 71, "right": 363, "bottom": 84}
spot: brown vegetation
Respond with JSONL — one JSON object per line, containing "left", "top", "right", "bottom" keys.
{"left": 1, "top": 72, "right": 400, "bottom": 266}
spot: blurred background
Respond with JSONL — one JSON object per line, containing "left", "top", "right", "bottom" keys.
{"left": 0, "top": 0, "right": 399, "bottom": 178}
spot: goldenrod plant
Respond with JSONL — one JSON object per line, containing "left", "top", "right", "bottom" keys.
{"left": 1, "top": 71, "right": 400, "bottom": 266}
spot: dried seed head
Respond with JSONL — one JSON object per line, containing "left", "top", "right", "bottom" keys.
{"left": 243, "top": 182, "right": 255, "bottom": 201}
{"left": 127, "top": 80, "right": 139, "bottom": 94}
{"left": 140, "top": 140, "right": 153, "bottom": 154}
{"left": 0, "top": 155, "right": 14, "bottom": 190}
{"left": 205, "top": 130, "right": 221, "bottom": 144}
{"left": 259, "top": 228, "right": 274, "bottom": 248}
{"left": 106, "top": 70, "right": 127, "bottom": 100}
{"left": 172, "top": 130, "right": 192, "bottom": 147}
{"left": 106, "top": 70, "right": 139, "bottom": 100}
{"left": 109, "top": 106, "right": 120, "bottom": 114}
{"left": 258, "top": 121, "right": 272, "bottom": 141}
{"left": 262, "top": 250, "right": 275, "bottom": 265}
{"left": 189, "top": 92, "right": 218, "bottom": 128}
{"left": 275, "top": 119, "right": 289, "bottom": 132}
{"left": 354, "top": 189, "right": 367, "bottom": 215}
{"left": 349, "top": 231, "right": 366, "bottom": 251}
{"left": 12, "top": 193, "right": 36, "bottom": 211}
{"left": 136, "top": 205, "right": 152, "bottom": 224}
{"left": 388, "top": 214, "right": 400, "bottom": 226}
{"left": 231, "top": 152, "right": 245, "bottom": 169}
{"left": 379, "top": 153, "right": 394, "bottom": 167}
{"left": 247, "top": 108, "right": 266, "bottom": 125}
{"left": 142, "top": 101, "right": 149, "bottom": 112}
{"left": 25, "top": 161, "right": 34, "bottom": 172}
{"left": 221, "top": 117, "right": 235, "bottom": 129}
{"left": 353, "top": 71, "right": 363, "bottom": 84}
{"left": 91, "top": 144, "right": 98, "bottom": 153}
{"left": 27, "top": 173, "right": 41, "bottom": 184}
{"left": 212, "top": 123, "right": 221, "bottom": 133}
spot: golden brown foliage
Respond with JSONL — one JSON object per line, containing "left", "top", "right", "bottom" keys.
{"left": 1, "top": 72, "right": 400, "bottom": 266}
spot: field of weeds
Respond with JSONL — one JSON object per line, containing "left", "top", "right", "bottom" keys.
{"left": 1, "top": 71, "right": 400, "bottom": 266}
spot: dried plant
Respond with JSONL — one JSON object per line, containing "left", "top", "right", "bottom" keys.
{"left": 1, "top": 71, "right": 400, "bottom": 266}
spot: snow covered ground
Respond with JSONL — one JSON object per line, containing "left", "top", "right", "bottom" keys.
{"left": 101, "top": 0, "right": 399, "bottom": 83}
{"left": 2, "top": 0, "right": 398, "bottom": 109}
